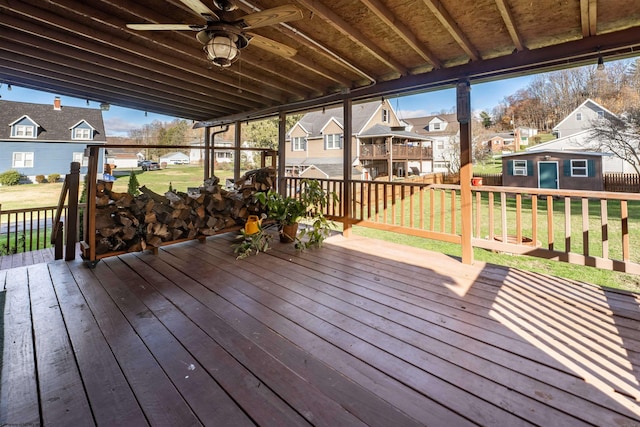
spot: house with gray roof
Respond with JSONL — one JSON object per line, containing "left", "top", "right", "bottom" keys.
{"left": 404, "top": 113, "right": 460, "bottom": 173}
{"left": 0, "top": 97, "right": 106, "bottom": 182}
{"left": 287, "top": 99, "right": 432, "bottom": 180}
{"left": 552, "top": 98, "right": 617, "bottom": 138}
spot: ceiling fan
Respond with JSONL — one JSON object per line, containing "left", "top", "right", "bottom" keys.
{"left": 126, "top": 0, "right": 303, "bottom": 67}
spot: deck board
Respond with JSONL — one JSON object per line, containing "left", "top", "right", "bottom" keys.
{"left": 2, "top": 234, "right": 640, "bottom": 426}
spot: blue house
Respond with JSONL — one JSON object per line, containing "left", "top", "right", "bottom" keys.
{"left": 0, "top": 97, "right": 106, "bottom": 182}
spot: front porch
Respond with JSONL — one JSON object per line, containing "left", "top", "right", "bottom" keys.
{"left": 2, "top": 233, "right": 639, "bottom": 426}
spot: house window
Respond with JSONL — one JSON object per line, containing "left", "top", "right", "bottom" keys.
{"left": 571, "top": 159, "right": 588, "bottom": 177}
{"left": 432, "top": 122, "right": 441, "bottom": 130}
{"left": 292, "top": 137, "right": 306, "bottom": 151}
{"left": 72, "top": 152, "right": 88, "bottom": 167}
{"left": 436, "top": 141, "right": 444, "bottom": 150}
{"left": 382, "top": 109, "right": 389, "bottom": 122}
{"left": 12, "top": 152, "right": 34, "bottom": 168}
{"left": 13, "top": 125, "right": 36, "bottom": 138}
{"left": 325, "top": 134, "right": 342, "bottom": 150}
{"left": 576, "top": 112, "right": 582, "bottom": 121}
{"left": 513, "top": 160, "right": 528, "bottom": 176}
{"left": 73, "top": 128, "right": 92, "bottom": 140}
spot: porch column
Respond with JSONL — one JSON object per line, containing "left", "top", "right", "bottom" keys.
{"left": 203, "top": 126, "right": 211, "bottom": 181}
{"left": 343, "top": 98, "right": 353, "bottom": 236}
{"left": 457, "top": 80, "right": 474, "bottom": 264}
{"left": 278, "top": 111, "right": 287, "bottom": 194}
{"left": 234, "top": 121, "right": 242, "bottom": 183}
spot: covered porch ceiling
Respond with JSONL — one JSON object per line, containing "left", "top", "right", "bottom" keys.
{"left": 1, "top": 0, "right": 639, "bottom": 125}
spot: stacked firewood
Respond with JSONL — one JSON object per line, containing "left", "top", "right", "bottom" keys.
{"left": 93, "top": 167, "right": 275, "bottom": 254}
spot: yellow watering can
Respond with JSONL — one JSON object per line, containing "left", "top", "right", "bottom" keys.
{"left": 244, "top": 215, "right": 262, "bottom": 235}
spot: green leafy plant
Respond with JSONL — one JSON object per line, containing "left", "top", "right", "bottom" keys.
{"left": 47, "top": 173, "right": 60, "bottom": 183}
{"left": 0, "top": 170, "right": 22, "bottom": 186}
{"left": 254, "top": 190, "right": 307, "bottom": 226}
{"left": 233, "top": 224, "right": 273, "bottom": 259}
{"left": 128, "top": 170, "right": 140, "bottom": 196}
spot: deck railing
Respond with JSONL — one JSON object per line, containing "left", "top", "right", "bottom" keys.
{"left": 284, "top": 177, "right": 640, "bottom": 274}
{"left": 1, "top": 204, "right": 59, "bottom": 255}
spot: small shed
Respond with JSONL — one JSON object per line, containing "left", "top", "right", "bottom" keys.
{"left": 160, "top": 151, "right": 190, "bottom": 165}
{"left": 502, "top": 150, "right": 604, "bottom": 191}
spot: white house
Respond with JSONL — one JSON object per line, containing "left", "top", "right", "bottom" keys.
{"left": 404, "top": 113, "right": 459, "bottom": 173}
{"left": 553, "top": 98, "right": 617, "bottom": 138}
{"left": 159, "top": 151, "right": 189, "bottom": 165}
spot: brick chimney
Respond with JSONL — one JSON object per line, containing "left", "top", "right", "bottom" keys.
{"left": 54, "top": 96, "right": 61, "bottom": 110}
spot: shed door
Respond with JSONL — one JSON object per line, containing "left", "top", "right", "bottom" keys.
{"left": 538, "top": 161, "right": 558, "bottom": 189}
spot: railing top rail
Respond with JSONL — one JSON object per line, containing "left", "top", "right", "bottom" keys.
{"left": 475, "top": 185, "right": 640, "bottom": 201}
{"left": 0, "top": 203, "right": 88, "bottom": 216}
{"left": 92, "top": 143, "right": 276, "bottom": 152}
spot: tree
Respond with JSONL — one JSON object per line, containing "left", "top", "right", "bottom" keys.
{"left": 589, "top": 108, "right": 640, "bottom": 176}
{"left": 242, "top": 114, "right": 303, "bottom": 149}
{"left": 479, "top": 111, "right": 493, "bottom": 128}
{"left": 127, "top": 170, "right": 140, "bottom": 196}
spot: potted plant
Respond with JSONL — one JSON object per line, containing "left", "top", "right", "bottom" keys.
{"left": 255, "top": 190, "right": 308, "bottom": 243}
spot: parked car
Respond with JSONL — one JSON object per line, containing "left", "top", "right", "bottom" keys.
{"left": 141, "top": 161, "right": 160, "bottom": 171}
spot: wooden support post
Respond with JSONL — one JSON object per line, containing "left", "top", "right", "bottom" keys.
{"left": 204, "top": 126, "right": 211, "bottom": 181}
{"left": 278, "top": 111, "right": 287, "bottom": 195}
{"left": 84, "top": 146, "right": 100, "bottom": 262}
{"left": 457, "top": 80, "right": 474, "bottom": 265}
{"left": 54, "top": 221, "right": 63, "bottom": 260}
{"left": 343, "top": 98, "right": 353, "bottom": 236}
{"left": 234, "top": 121, "right": 242, "bottom": 183}
{"left": 65, "top": 161, "right": 80, "bottom": 261}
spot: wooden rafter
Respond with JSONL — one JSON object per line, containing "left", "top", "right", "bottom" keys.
{"left": 359, "top": 0, "right": 443, "bottom": 69}
{"left": 420, "top": 0, "right": 480, "bottom": 61}
{"left": 295, "top": 0, "right": 409, "bottom": 76}
{"left": 494, "top": 0, "right": 525, "bottom": 51}
{"left": 580, "top": 0, "right": 598, "bottom": 36}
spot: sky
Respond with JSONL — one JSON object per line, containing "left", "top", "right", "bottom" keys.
{"left": 0, "top": 75, "right": 534, "bottom": 136}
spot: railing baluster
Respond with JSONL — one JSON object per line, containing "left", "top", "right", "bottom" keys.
{"left": 582, "top": 198, "right": 589, "bottom": 257}
{"left": 400, "top": 185, "right": 405, "bottom": 227}
{"left": 547, "top": 195, "right": 554, "bottom": 251}
{"left": 450, "top": 189, "right": 456, "bottom": 235}
{"left": 621, "top": 200, "right": 629, "bottom": 262}
{"left": 501, "top": 192, "right": 507, "bottom": 244}
{"left": 440, "top": 189, "right": 445, "bottom": 232}
{"left": 409, "top": 186, "right": 414, "bottom": 229}
{"left": 516, "top": 193, "right": 522, "bottom": 244}
{"left": 601, "top": 199, "right": 609, "bottom": 260}
{"left": 488, "top": 191, "right": 494, "bottom": 241}
{"left": 430, "top": 187, "right": 435, "bottom": 231}
{"left": 565, "top": 196, "right": 571, "bottom": 253}
{"left": 419, "top": 185, "right": 424, "bottom": 230}
{"left": 475, "top": 190, "right": 481, "bottom": 238}
{"left": 531, "top": 195, "right": 538, "bottom": 248}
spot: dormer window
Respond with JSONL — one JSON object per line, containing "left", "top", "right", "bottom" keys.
{"left": 10, "top": 115, "right": 39, "bottom": 138}
{"left": 432, "top": 122, "right": 441, "bottom": 130}
{"left": 71, "top": 120, "right": 95, "bottom": 140}
{"left": 74, "top": 128, "right": 92, "bottom": 140}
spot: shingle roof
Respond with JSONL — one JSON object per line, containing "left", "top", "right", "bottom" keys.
{"left": 404, "top": 113, "right": 460, "bottom": 137}
{"left": 0, "top": 99, "right": 107, "bottom": 142}
{"left": 295, "top": 101, "right": 382, "bottom": 138}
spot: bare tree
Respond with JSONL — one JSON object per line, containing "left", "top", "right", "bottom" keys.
{"left": 589, "top": 108, "right": 640, "bottom": 175}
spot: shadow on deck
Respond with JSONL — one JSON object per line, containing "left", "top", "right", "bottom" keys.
{"left": 1, "top": 234, "right": 639, "bottom": 426}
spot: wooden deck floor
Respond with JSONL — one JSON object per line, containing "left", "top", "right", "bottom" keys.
{"left": 1, "top": 234, "right": 639, "bottom": 426}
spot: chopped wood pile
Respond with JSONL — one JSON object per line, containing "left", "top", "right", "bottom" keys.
{"left": 93, "top": 167, "right": 275, "bottom": 254}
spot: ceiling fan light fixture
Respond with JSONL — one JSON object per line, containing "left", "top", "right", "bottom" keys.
{"left": 206, "top": 35, "right": 239, "bottom": 67}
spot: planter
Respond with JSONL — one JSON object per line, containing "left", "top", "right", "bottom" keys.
{"left": 471, "top": 177, "right": 483, "bottom": 186}
{"left": 280, "top": 223, "right": 299, "bottom": 243}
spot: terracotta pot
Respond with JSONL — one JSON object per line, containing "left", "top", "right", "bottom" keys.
{"left": 280, "top": 223, "right": 299, "bottom": 243}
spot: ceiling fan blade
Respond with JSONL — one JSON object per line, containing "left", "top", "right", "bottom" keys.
{"left": 242, "top": 5, "right": 303, "bottom": 29}
{"left": 126, "top": 23, "right": 204, "bottom": 31}
{"left": 179, "top": 0, "right": 220, "bottom": 21}
{"left": 247, "top": 33, "right": 297, "bottom": 58}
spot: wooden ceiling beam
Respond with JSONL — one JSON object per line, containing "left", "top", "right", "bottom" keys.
{"left": 494, "top": 0, "right": 525, "bottom": 52}
{"left": 1, "top": 0, "right": 287, "bottom": 105}
{"left": 0, "top": 44, "right": 233, "bottom": 117}
{"left": 62, "top": 0, "right": 318, "bottom": 98}
{"left": 359, "top": 0, "right": 443, "bottom": 69}
{"left": 0, "top": 66, "right": 219, "bottom": 119}
{"left": 0, "top": 30, "right": 261, "bottom": 111}
{"left": 420, "top": 0, "right": 481, "bottom": 61}
{"left": 580, "top": 0, "right": 598, "bottom": 37}
{"left": 294, "top": 0, "right": 409, "bottom": 76}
